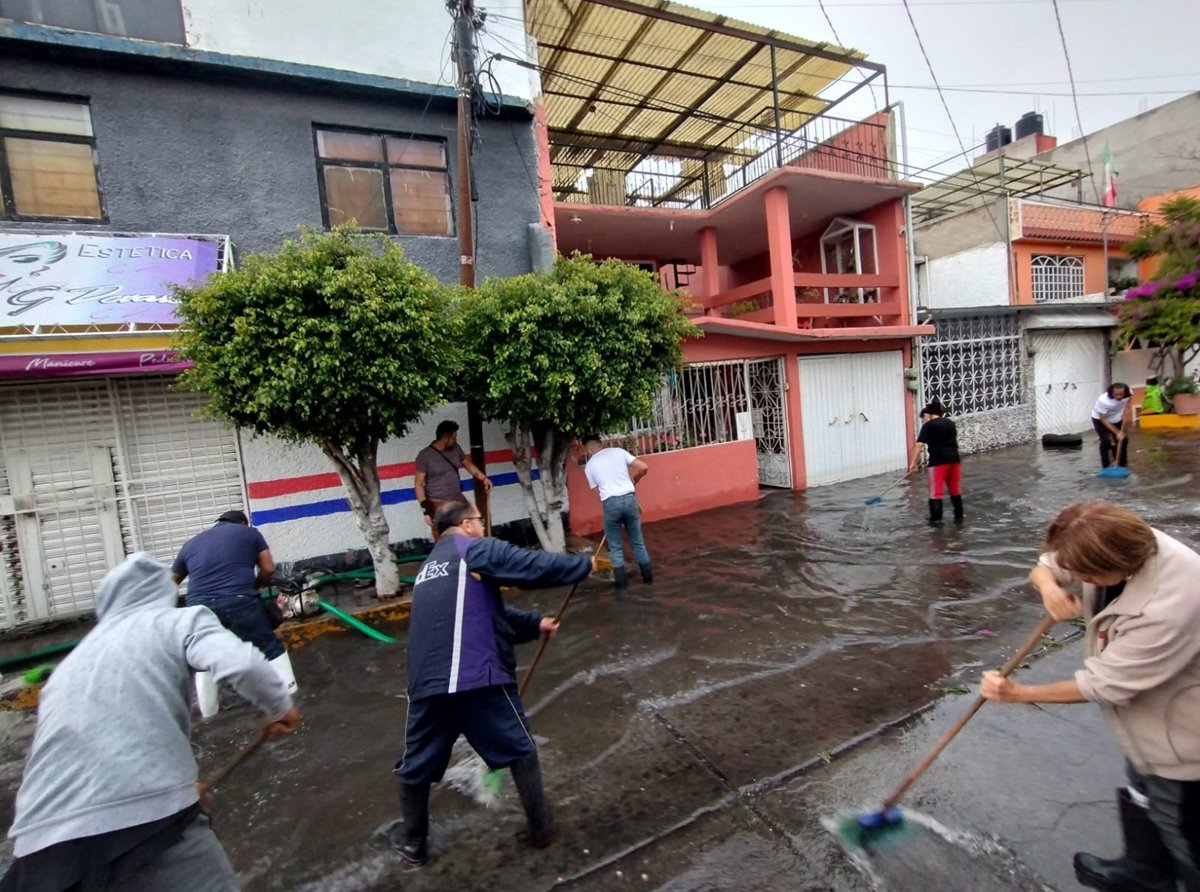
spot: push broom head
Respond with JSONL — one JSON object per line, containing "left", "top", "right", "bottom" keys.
{"left": 832, "top": 805, "right": 910, "bottom": 851}
{"left": 1097, "top": 466, "right": 1130, "bottom": 478}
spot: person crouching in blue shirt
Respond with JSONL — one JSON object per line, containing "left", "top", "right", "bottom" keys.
{"left": 391, "top": 501, "right": 595, "bottom": 866}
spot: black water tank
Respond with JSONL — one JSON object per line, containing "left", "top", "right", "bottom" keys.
{"left": 985, "top": 124, "right": 1013, "bottom": 152}
{"left": 1015, "top": 111, "right": 1044, "bottom": 140}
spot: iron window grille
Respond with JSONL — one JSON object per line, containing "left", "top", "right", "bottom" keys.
{"left": 1031, "top": 254, "right": 1085, "bottom": 303}
{"left": 922, "top": 314, "right": 1024, "bottom": 417}
{"left": 608, "top": 361, "right": 750, "bottom": 454}
{"left": 314, "top": 127, "right": 453, "bottom": 237}
{"left": 0, "top": 93, "right": 105, "bottom": 222}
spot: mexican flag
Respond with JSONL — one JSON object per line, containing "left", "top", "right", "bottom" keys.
{"left": 1102, "top": 142, "right": 1118, "bottom": 207}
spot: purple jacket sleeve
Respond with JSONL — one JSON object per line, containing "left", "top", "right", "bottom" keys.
{"left": 504, "top": 605, "right": 545, "bottom": 644}
{"left": 466, "top": 538, "right": 592, "bottom": 589}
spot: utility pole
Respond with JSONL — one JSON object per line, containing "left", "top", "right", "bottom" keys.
{"left": 452, "top": 0, "right": 490, "bottom": 529}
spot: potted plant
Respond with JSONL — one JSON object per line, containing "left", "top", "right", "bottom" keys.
{"left": 1165, "top": 373, "right": 1200, "bottom": 415}
{"left": 1116, "top": 197, "right": 1200, "bottom": 410}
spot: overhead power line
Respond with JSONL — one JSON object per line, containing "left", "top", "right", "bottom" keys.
{"left": 898, "top": 0, "right": 1007, "bottom": 240}
{"left": 1050, "top": 0, "right": 1101, "bottom": 203}
{"left": 892, "top": 84, "right": 1194, "bottom": 97}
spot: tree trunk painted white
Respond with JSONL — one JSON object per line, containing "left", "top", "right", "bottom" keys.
{"left": 536, "top": 426, "right": 571, "bottom": 553}
{"left": 321, "top": 438, "right": 401, "bottom": 596}
{"left": 506, "top": 421, "right": 572, "bottom": 552}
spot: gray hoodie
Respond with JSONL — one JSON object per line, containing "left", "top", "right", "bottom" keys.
{"left": 8, "top": 553, "right": 293, "bottom": 857}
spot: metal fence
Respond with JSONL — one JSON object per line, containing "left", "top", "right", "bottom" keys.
{"left": 922, "top": 314, "right": 1024, "bottom": 417}
{"left": 552, "top": 112, "right": 892, "bottom": 211}
{"left": 605, "top": 361, "right": 750, "bottom": 454}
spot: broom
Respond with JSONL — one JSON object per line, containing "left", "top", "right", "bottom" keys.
{"left": 865, "top": 469, "right": 914, "bottom": 505}
{"left": 197, "top": 726, "right": 270, "bottom": 798}
{"left": 1097, "top": 433, "right": 1130, "bottom": 478}
{"left": 452, "top": 536, "right": 606, "bottom": 805}
{"left": 834, "top": 612, "right": 1057, "bottom": 849}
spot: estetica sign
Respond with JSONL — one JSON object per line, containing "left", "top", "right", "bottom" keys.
{"left": 0, "top": 233, "right": 220, "bottom": 326}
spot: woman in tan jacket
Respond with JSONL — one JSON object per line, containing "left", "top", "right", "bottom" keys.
{"left": 981, "top": 501, "right": 1199, "bottom": 892}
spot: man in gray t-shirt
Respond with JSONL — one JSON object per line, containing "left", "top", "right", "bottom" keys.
{"left": 414, "top": 420, "right": 491, "bottom": 537}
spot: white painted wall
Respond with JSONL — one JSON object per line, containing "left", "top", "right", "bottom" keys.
{"left": 239, "top": 402, "right": 543, "bottom": 564}
{"left": 182, "top": 0, "right": 539, "bottom": 101}
{"left": 925, "top": 242, "right": 1010, "bottom": 309}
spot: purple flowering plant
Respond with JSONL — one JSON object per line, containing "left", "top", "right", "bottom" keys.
{"left": 1117, "top": 197, "right": 1200, "bottom": 394}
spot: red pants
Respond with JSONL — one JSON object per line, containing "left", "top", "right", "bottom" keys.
{"left": 927, "top": 463, "right": 962, "bottom": 498}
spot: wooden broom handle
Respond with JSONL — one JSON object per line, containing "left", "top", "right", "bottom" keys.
{"left": 518, "top": 535, "right": 607, "bottom": 698}
{"left": 879, "top": 613, "right": 1057, "bottom": 811}
{"left": 197, "top": 726, "right": 269, "bottom": 796}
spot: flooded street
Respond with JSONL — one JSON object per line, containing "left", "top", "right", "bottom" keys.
{"left": 4, "top": 431, "right": 1200, "bottom": 890}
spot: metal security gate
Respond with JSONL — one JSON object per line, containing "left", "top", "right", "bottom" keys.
{"left": 1032, "top": 331, "right": 1107, "bottom": 434}
{"left": 0, "top": 376, "right": 247, "bottom": 628}
{"left": 799, "top": 351, "right": 909, "bottom": 486}
{"left": 746, "top": 358, "right": 791, "bottom": 488}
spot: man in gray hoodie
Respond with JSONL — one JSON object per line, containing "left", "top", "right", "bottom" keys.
{"left": 0, "top": 553, "right": 301, "bottom": 892}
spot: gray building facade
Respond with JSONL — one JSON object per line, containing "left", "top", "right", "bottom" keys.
{"left": 0, "top": 40, "right": 542, "bottom": 277}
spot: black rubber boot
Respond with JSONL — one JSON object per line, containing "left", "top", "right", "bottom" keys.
{"left": 951, "top": 495, "right": 964, "bottom": 522}
{"left": 510, "top": 751, "right": 554, "bottom": 848}
{"left": 639, "top": 563, "right": 653, "bottom": 584}
{"left": 927, "top": 499, "right": 944, "bottom": 524}
{"left": 1074, "top": 789, "right": 1175, "bottom": 892}
{"left": 613, "top": 566, "right": 628, "bottom": 589}
{"left": 390, "top": 783, "right": 430, "bottom": 866}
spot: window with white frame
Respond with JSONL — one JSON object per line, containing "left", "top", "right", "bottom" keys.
{"left": 922, "top": 313, "right": 1024, "bottom": 417}
{"left": 820, "top": 216, "right": 878, "bottom": 303}
{"left": 1031, "top": 254, "right": 1084, "bottom": 302}
{"left": 0, "top": 93, "right": 104, "bottom": 221}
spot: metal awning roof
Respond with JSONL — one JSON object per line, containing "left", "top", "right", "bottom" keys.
{"left": 521, "top": 0, "right": 883, "bottom": 174}
{"left": 912, "top": 156, "right": 1081, "bottom": 224}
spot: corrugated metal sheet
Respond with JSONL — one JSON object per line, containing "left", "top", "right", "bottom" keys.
{"left": 527, "top": 0, "right": 869, "bottom": 180}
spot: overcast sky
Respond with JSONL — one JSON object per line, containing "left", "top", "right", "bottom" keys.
{"left": 673, "top": 0, "right": 1199, "bottom": 178}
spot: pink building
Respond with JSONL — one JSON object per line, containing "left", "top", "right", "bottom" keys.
{"left": 521, "top": 0, "right": 932, "bottom": 532}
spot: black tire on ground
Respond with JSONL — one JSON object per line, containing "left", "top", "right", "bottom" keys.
{"left": 1041, "top": 433, "right": 1084, "bottom": 449}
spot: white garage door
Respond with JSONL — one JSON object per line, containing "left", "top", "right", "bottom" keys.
{"left": 1032, "top": 331, "right": 1108, "bottom": 434}
{"left": 0, "top": 376, "right": 247, "bottom": 628}
{"left": 800, "top": 351, "right": 909, "bottom": 486}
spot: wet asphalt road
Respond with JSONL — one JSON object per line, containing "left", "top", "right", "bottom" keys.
{"left": 1, "top": 430, "right": 1197, "bottom": 890}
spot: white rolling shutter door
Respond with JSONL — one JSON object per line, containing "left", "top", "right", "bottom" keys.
{"left": 110, "top": 377, "right": 246, "bottom": 566}
{"left": 0, "top": 381, "right": 119, "bottom": 622}
{"left": 0, "top": 376, "right": 247, "bottom": 626}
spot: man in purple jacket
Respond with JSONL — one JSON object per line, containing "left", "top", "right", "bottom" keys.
{"left": 391, "top": 501, "right": 595, "bottom": 866}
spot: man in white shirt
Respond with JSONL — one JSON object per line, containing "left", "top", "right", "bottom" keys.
{"left": 1090, "top": 382, "right": 1133, "bottom": 470}
{"left": 582, "top": 436, "right": 651, "bottom": 589}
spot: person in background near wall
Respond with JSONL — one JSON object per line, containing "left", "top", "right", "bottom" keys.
{"left": 908, "top": 399, "right": 963, "bottom": 525}
{"left": 414, "top": 420, "right": 492, "bottom": 539}
{"left": 1141, "top": 376, "right": 1164, "bottom": 416}
{"left": 1091, "top": 382, "right": 1133, "bottom": 471}
{"left": 0, "top": 553, "right": 301, "bottom": 892}
{"left": 172, "top": 510, "right": 297, "bottom": 717}
{"left": 391, "top": 501, "right": 595, "bottom": 866}
{"left": 582, "top": 435, "right": 651, "bottom": 589}
{"left": 981, "top": 501, "right": 1200, "bottom": 892}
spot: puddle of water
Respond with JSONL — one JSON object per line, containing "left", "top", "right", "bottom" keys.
{"left": 1, "top": 431, "right": 1198, "bottom": 890}
{"left": 823, "top": 809, "right": 1054, "bottom": 891}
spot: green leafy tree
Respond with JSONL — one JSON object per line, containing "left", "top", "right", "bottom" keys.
{"left": 1118, "top": 197, "right": 1200, "bottom": 390}
{"left": 173, "top": 227, "right": 459, "bottom": 595}
{"left": 461, "top": 253, "right": 699, "bottom": 551}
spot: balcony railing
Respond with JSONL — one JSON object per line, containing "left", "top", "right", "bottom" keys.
{"left": 695, "top": 272, "right": 906, "bottom": 328}
{"left": 552, "top": 112, "right": 894, "bottom": 212}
